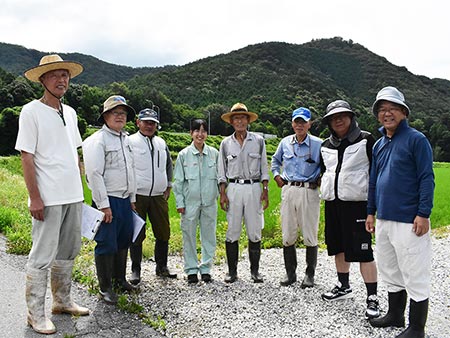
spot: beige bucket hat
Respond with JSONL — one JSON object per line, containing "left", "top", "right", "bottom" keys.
{"left": 221, "top": 102, "right": 258, "bottom": 124}
{"left": 98, "top": 95, "right": 136, "bottom": 124}
{"left": 24, "top": 54, "right": 83, "bottom": 82}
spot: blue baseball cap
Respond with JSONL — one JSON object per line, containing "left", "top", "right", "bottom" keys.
{"left": 292, "top": 107, "right": 311, "bottom": 122}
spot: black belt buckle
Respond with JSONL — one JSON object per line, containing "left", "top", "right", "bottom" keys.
{"left": 229, "top": 178, "right": 260, "bottom": 184}
{"left": 288, "top": 181, "right": 318, "bottom": 189}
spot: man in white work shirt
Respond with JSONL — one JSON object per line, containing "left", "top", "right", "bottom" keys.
{"left": 218, "top": 102, "right": 269, "bottom": 283}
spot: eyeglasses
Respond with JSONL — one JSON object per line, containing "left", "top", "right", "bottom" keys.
{"left": 109, "top": 110, "right": 128, "bottom": 117}
{"left": 292, "top": 119, "right": 308, "bottom": 125}
{"left": 329, "top": 113, "right": 351, "bottom": 122}
{"left": 377, "top": 106, "right": 402, "bottom": 114}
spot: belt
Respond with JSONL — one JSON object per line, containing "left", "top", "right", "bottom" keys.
{"left": 228, "top": 179, "right": 260, "bottom": 184}
{"left": 286, "top": 181, "right": 318, "bottom": 189}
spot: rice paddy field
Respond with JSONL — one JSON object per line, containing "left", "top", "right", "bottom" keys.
{"left": 1, "top": 156, "right": 449, "bottom": 257}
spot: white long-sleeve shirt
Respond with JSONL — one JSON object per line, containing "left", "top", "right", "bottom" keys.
{"left": 82, "top": 125, "right": 136, "bottom": 209}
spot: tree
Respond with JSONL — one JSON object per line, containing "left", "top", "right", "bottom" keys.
{"left": 202, "top": 103, "right": 229, "bottom": 135}
{"left": 0, "top": 107, "right": 20, "bottom": 155}
{"left": 7, "top": 77, "right": 39, "bottom": 106}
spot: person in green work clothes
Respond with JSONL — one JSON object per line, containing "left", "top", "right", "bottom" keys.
{"left": 173, "top": 119, "right": 219, "bottom": 284}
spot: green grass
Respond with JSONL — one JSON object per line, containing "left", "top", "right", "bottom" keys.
{"left": 431, "top": 166, "right": 450, "bottom": 228}
{"left": 2, "top": 154, "right": 450, "bottom": 259}
{"left": 0, "top": 163, "right": 32, "bottom": 254}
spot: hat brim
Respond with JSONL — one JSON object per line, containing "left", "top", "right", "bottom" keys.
{"left": 221, "top": 111, "right": 258, "bottom": 124}
{"left": 24, "top": 61, "right": 84, "bottom": 83}
{"left": 372, "top": 98, "right": 410, "bottom": 116}
{"left": 323, "top": 107, "right": 354, "bottom": 120}
{"left": 292, "top": 115, "right": 311, "bottom": 122}
{"left": 98, "top": 104, "right": 136, "bottom": 124}
{"left": 139, "top": 117, "right": 160, "bottom": 123}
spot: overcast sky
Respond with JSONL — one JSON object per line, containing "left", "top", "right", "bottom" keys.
{"left": 1, "top": 0, "right": 449, "bottom": 80}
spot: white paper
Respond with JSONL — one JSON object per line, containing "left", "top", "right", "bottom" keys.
{"left": 81, "top": 204, "right": 104, "bottom": 240}
{"left": 132, "top": 211, "right": 146, "bottom": 243}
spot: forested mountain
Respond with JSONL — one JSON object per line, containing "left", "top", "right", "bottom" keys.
{"left": 0, "top": 42, "right": 167, "bottom": 86}
{"left": 129, "top": 38, "right": 450, "bottom": 126}
{"left": 1, "top": 38, "right": 450, "bottom": 160}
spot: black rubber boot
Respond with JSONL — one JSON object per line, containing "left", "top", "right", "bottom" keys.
{"left": 395, "top": 299, "right": 428, "bottom": 338}
{"left": 280, "top": 245, "right": 297, "bottom": 286}
{"left": 370, "top": 290, "right": 407, "bottom": 328}
{"left": 155, "top": 239, "right": 177, "bottom": 278}
{"left": 224, "top": 241, "right": 238, "bottom": 283}
{"left": 129, "top": 244, "right": 142, "bottom": 285}
{"left": 301, "top": 246, "right": 317, "bottom": 288}
{"left": 95, "top": 254, "right": 118, "bottom": 304}
{"left": 248, "top": 240, "right": 263, "bottom": 283}
{"left": 112, "top": 249, "right": 137, "bottom": 292}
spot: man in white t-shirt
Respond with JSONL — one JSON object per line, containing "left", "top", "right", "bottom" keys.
{"left": 15, "top": 55, "right": 89, "bottom": 334}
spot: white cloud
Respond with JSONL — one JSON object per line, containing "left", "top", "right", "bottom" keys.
{"left": 0, "top": 0, "right": 449, "bottom": 79}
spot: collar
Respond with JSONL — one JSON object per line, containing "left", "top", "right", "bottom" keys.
{"left": 190, "top": 142, "right": 209, "bottom": 155}
{"left": 379, "top": 119, "right": 409, "bottom": 137}
{"left": 138, "top": 131, "right": 155, "bottom": 140}
{"left": 232, "top": 131, "right": 252, "bottom": 142}
{"left": 290, "top": 134, "right": 310, "bottom": 146}
{"left": 102, "top": 124, "right": 127, "bottom": 136}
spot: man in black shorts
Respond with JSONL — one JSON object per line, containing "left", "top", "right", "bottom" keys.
{"left": 319, "top": 100, "right": 380, "bottom": 319}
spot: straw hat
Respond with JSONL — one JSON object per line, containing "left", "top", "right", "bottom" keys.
{"left": 221, "top": 103, "right": 258, "bottom": 124}
{"left": 24, "top": 54, "right": 83, "bottom": 83}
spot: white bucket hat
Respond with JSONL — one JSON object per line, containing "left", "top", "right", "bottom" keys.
{"left": 372, "top": 86, "right": 410, "bottom": 116}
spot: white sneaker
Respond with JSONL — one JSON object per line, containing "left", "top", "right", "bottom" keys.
{"left": 321, "top": 283, "right": 353, "bottom": 301}
{"left": 365, "top": 294, "right": 380, "bottom": 319}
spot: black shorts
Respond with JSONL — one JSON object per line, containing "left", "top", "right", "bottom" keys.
{"left": 324, "top": 199, "right": 374, "bottom": 262}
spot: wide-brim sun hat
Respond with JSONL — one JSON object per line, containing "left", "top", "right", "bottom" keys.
{"left": 372, "top": 86, "right": 410, "bottom": 116}
{"left": 221, "top": 102, "right": 258, "bottom": 124}
{"left": 24, "top": 54, "right": 83, "bottom": 83}
{"left": 98, "top": 95, "right": 136, "bottom": 124}
{"left": 323, "top": 100, "right": 354, "bottom": 121}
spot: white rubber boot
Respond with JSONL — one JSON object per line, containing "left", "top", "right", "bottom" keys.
{"left": 51, "top": 260, "right": 89, "bottom": 316}
{"left": 25, "top": 267, "right": 56, "bottom": 334}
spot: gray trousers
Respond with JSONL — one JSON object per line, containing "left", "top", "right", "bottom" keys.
{"left": 27, "top": 202, "right": 82, "bottom": 270}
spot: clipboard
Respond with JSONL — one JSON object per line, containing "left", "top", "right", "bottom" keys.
{"left": 81, "top": 204, "right": 105, "bottom": 240}
{"left": 132, "top": 211, "right": 146, "bottom": 243}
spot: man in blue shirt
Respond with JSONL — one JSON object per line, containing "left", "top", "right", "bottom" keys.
{"left": 366, "top": 87, "right": 434, "bottom": 338}
{"left": 271, "top": 107, "right": 322, "bottom": 287}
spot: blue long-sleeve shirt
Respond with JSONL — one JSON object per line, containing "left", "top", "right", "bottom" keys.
{"left": 367, "top": 119, "right": 435, "bottom": 223}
